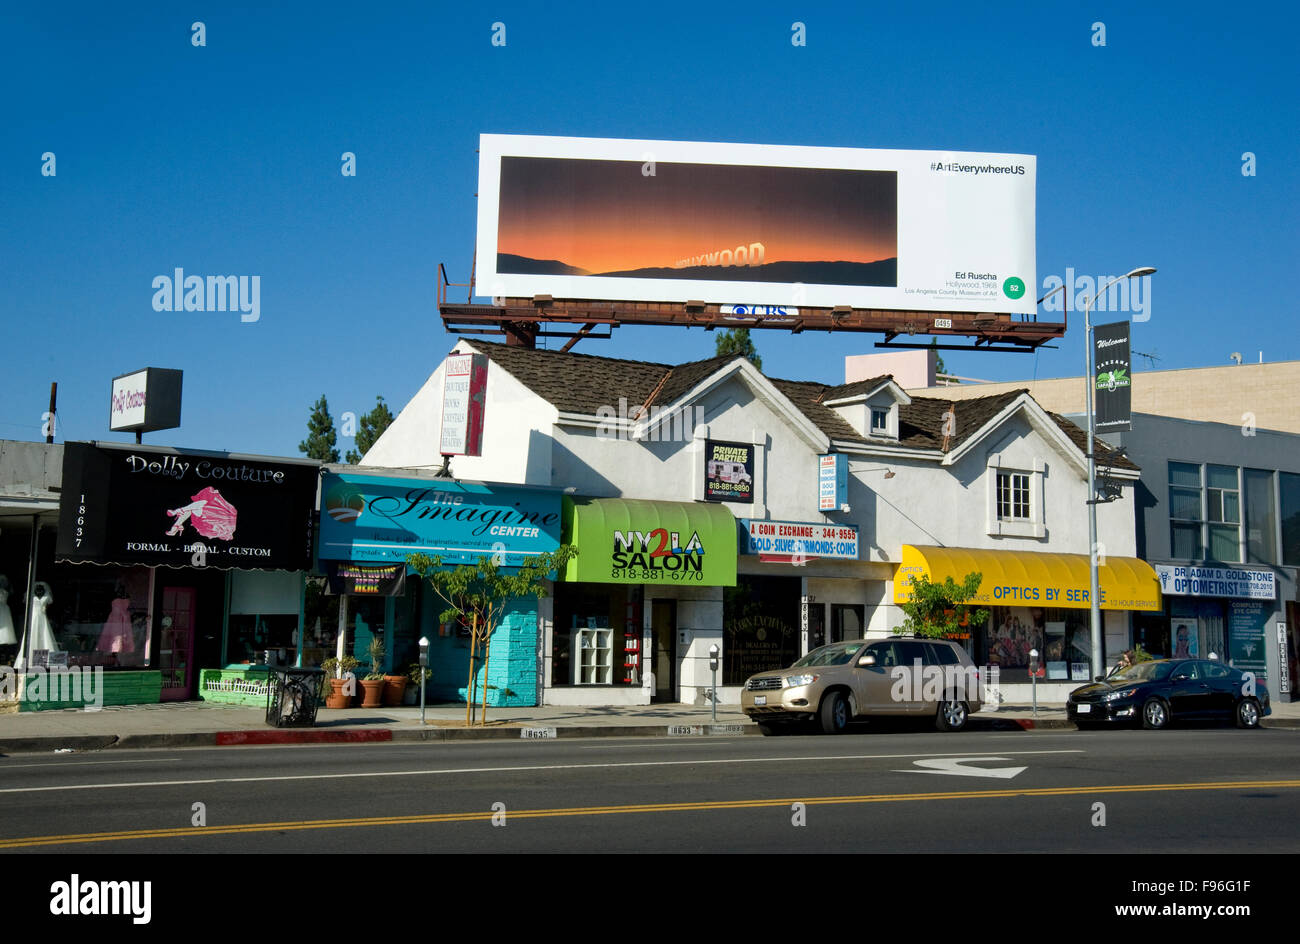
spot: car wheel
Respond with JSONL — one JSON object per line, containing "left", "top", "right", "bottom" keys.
{"left": 936, "top": 698, "right": 968, "bottom": 732}
{"left": 819, "top": 691, "right": 850, "bottom": 735}
{"left": 1141, "top": 696, "right": 1169, "bottom": 730}
{"left": 1235, "top": 697, "right": 1261, "bottom": 729}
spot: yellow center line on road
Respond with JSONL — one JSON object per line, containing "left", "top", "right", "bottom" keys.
{"left": 1, "top": 779, "right": 1297, "bottom": 849}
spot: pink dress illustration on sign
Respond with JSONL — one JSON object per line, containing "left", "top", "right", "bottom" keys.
{"left": 97, "top": 597, "right": 135, "bottom": 653}
{"left": 166, "top": 487, "right": 237, "bottom": 540}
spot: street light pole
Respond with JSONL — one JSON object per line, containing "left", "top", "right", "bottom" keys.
{"left": 1084, "top": 267, "right": 1156, "bottom": 681}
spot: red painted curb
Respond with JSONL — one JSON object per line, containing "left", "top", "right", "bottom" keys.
{"left": 1014, "top": 719, "right": 1036, "bottom": 730}
{"left": 215, "top": 729, "right": 394, "bottom": 745}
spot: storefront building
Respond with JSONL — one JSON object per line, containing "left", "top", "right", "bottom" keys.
{"left": 362, "top": 340, "right": 1146, "bottom": 705}
{"left": 17, "top": 441, "right": 321, "bottom": 711}
{"left": 547, "top": 496, "right": 736, "bottom": 705}
{"left": 1102, "top": 413, "right": 1300, "bottom": 699}
{"left": 316, "top": 469, "right": 565, "bottom": 706}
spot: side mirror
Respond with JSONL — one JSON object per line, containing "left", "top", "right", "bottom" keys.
{"left": 857, "top": 654, "right": 876, "bottom": 667}
{"left": 1095, "top": 675, "right": 1104, "bottom": 682}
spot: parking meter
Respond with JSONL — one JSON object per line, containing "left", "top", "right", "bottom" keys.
{"left": 708, "top": 644, "right": 720, "bottom": 722}
{"left": 418, "top": 636, "right": 430, "bottom": 726}
{"left": 1029, "top": 648, "right": 1040, "bottom": 719}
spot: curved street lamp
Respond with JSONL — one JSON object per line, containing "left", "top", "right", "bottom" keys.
{"left": 1084, "top": 267, "right": 1156, "bottom": 680}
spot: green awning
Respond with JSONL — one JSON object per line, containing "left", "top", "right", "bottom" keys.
{"left": 562, "top": 497, "right": 737, "bottom": 586}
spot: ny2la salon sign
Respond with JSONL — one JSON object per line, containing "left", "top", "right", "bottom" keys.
{"left": 55, "top": 443, "right": 317, "bottom": 570}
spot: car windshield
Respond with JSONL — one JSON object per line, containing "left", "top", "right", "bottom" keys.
{"left": 792, "top": 643, "right": 862, "bottom": 668}
{"left": 1107, "top": 661, "right": 1173, "bottom": 683}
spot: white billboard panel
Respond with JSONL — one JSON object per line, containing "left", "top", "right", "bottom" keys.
{"left": 476, "top": 134, "right": 1036, "bottom": 314}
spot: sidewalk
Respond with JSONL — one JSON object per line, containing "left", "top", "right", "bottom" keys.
{"left": 1, "top": 698, "right": 1297, "bottom": 754}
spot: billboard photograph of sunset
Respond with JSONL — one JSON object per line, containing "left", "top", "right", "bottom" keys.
{"left": 495, "top": 156, "right": 898, "bottom": 287}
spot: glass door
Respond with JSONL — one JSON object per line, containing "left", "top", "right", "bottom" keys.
{"left": 159, "top": 586, "right": 196, "bottom": 700}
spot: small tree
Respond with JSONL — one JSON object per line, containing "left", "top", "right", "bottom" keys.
{"left": 345, "top": 395, "right": 396, "bottom": 464}
{"left": 898, "top": 571, "right": 989, "bottom": 639}
{"left": 299, "top": 394, "right": 340, "bottom": 462}
{"left": 715, "top": 328, "right": 762, "bottom": 370}
{"left": 407, "top": 546, "right": 577, "bottom": 725}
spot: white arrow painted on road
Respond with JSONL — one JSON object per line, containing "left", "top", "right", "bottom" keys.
{"left": 895, "top": 757, "right": 1027, "bottom": 779}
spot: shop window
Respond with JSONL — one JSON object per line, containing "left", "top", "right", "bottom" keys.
{"left": 981, "top": 606, "right": 1091, "bottom": 682}
{"left": 552, "top": 585, "right": 641, "bottom": 687}
{"left": 724, "top": 576, "right": 800, "bottom": 685}
{"left": 18, "top": 565, "right": 153, "bottom": 669}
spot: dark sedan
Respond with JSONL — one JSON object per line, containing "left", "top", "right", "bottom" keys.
{"left": 1067, "top": 658, "right": 1270, "bottom": 730}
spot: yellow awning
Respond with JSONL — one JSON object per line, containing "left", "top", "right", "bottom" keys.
{"left": 894, "top": 545, "right": 1161, "bottom": 611}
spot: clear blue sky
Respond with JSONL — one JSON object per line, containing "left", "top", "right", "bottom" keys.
{"left": 3, "top": 2, "right": 1296, "bottom": 457}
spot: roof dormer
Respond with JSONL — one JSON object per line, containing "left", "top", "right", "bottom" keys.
{"left": 820, "top": 376, "right": 912, "bottom": 441}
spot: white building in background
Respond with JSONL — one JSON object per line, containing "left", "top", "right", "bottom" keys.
{"left": 364, "top": 340, "right": 1153, "bottom": 707}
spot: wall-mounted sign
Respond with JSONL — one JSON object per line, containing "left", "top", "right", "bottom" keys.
{"left": 319, "top": 473, "right": 561, "bottom": 567}
{"left": 55, "top": 443, "right": 317, "bottom": 571}
{"left": 1093, "top": 321, "right": 1131, "bottom": 433}
{"left": 1278, "top": 623, "right": 1291, "bottom": 694}
{"left": 1154, "top": 564, "right": 1275, "bottom": 600}
{"left": 704, "top": 440, "right": 754, "bottom": 503}
{"left": 440, "top": 353, "right": 488, "bottom": 456}
{"left": 1228, "top": 601, "right": 1269, "bottom": 682}
{"left": 562, "top": 497, "right": 737, "bottom": 586}
{"left": 741, "top": 519, "right": 858, "bottom": 561}
{"left": 818, "top": 454, "right": 847, "bottom": 511}
{"left": 476, "top": 134, "right": 1036, "bottom": 314}
{"left": 109, "top": 368, "right": 183, "bottom": 433}
{"left": 324, "top": 561, "right": 407, "bottom": 596}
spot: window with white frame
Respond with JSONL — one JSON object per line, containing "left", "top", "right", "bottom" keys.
{"left": 986, "top": 455, "right": 1045, "bottom": 538}
{"left": 871, "top": 408, "right": 889, "bottom": 434}
{"left": 997, "top": 471, "right": 1031, "bottom": 520}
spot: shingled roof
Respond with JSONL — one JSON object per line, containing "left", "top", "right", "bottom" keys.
{"left": 461, "top": 340, "right": 1134, "bottom": 468}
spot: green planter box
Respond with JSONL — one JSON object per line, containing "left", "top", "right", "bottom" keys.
{"left": 199, "top": 667, "right": 274, "bottom": 707}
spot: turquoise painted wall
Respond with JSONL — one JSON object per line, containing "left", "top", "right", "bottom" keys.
{"left": 423, "top": 596, "right": 538, "bottom": 707}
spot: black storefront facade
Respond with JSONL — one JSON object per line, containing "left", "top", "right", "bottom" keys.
{"left": 22, "top": 442, "right": 320, "bottom": 710}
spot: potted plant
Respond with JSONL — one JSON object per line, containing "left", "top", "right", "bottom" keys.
{"left": 320, "top": 655, "right": 360, "bottom": 709}
{"left": 360, "top": 638, "right": 386, "bottom": 709}
{"left": 405, "top": 663, "right": 432, "bottom": 705}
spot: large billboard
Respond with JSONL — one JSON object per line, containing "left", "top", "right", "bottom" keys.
{"left": 476, "top": 134, "right": 1036, "bottom": 314}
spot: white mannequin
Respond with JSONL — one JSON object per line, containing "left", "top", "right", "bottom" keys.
{"left": 0, "top": 575, "right": 16, "bottom": 646}
{"left": 15, "top": 581, "right": 60, "bottom": 670}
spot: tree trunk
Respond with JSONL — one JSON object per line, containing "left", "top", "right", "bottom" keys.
{"left": 465, "top": 612, "right": 478, "bottom": 726}
{"left": 480, "top": 622, "right": 492, "bottom": 726}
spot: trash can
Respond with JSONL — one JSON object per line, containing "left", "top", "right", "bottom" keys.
{"left": 266, "top": 666, "right": 326, "bottom": 727}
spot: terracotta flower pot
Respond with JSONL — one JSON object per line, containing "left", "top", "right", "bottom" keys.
{"left": 382, "top": 675, "right": 406, "bottom": 707}
{"left": 325, "top": 678, "right": 351, "bottom": 709}
{"left": 360, "top": 678, "right": 385, "bottom": 708}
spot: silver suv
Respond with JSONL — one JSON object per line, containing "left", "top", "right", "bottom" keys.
{"left": 740, "top": 636, "right": 984, "bottom": 735}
